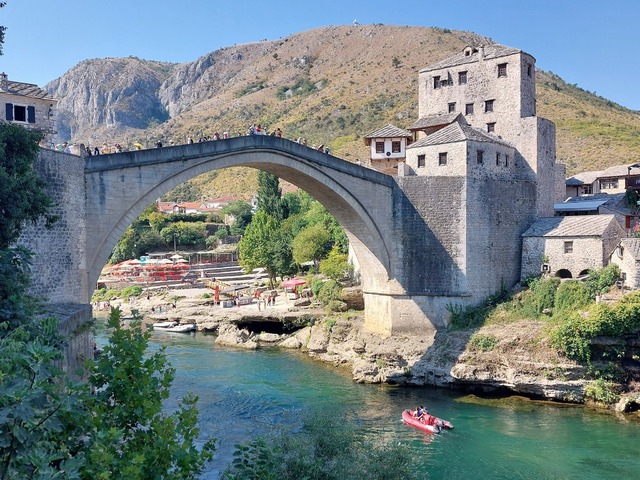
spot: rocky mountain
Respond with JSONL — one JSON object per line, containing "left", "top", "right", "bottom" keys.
{"left": 46, "top": 25, "right": 640, "bottom": 194}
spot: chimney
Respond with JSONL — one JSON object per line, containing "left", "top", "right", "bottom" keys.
{"left": 478, "top": 45, "right": 485, "bottom": 61}
{"left": 0, "top": 72, "right": 8, "bottom": 91}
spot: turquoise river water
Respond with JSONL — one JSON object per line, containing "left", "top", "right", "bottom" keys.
{"left": 97, "top": 327, "right": 640, "bottom": 479}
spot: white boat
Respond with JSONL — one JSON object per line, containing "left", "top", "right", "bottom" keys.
{"left": 152, "top": 321, "right": 178, "bottom": 328}
{"left": 163, "top": 323, "right": 197, "bottom": 333}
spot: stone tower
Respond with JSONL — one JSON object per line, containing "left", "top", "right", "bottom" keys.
{"left": 412, "top": 44, "right": 564, "bottom": 216}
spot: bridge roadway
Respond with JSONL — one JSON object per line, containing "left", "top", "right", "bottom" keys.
{"left": 84, "top": 135, "right": 418, "bottom": 335}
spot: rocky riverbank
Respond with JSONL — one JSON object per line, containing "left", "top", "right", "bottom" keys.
{"left": 106, "top": 286, "right": 640, "bottom": 412}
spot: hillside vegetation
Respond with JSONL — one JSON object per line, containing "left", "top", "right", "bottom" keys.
{"left": 47, "top": 25, "right": 640, "bottom": 199}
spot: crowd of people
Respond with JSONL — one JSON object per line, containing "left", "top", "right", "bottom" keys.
{"left": 53, "top": 123, "right": 336, "bottom": 157}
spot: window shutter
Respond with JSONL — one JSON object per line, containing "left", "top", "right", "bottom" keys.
{"left": 5, "top": 103, "right": 13, "bottom": 121}
{"left": 27, "top": 106, "right": 36, "bottom": 123}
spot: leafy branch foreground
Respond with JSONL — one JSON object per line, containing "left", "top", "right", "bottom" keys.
{"left": 0, "top": 307, "right": 215, "bottom": 479}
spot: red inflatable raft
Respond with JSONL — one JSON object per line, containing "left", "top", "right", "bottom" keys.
{"left": 402, "top": 409, "right": 454, "bottom": 434}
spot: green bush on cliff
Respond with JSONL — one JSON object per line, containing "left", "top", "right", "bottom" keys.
{"left": 469, "top": 333, "right": 499, "bottom": 352}
{"left": 584, "top": 378, "right": 621, "bottom": 405}
{"left": 554, "top": 281, "right": 592, "bottom": 316}
{"left": 550, "top": 294, "right": 640, "bottom": 364}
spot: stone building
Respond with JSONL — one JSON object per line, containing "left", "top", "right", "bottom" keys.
{"left": 521, "top": 215, "right": 625, "bottom": 279}
{"left": 363, "top": 124, "right": 412, "bottom": 175}
{"left": 0, "top": 72, "right": 57, "bottom": 144}
{"left": 609, "top": 238, "right": 640, "bottom": 289}
{"left": 406, "top": 44, "right": 565, "bottom": 216}
{"left": 389, "top": 42, "right": 565, "bottom": 304}
{"left": 566, "top": 164, "right": 640, "bottom": 198}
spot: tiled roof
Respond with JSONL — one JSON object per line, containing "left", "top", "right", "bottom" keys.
{"left": 567, "top": 170, "right": 602, "bottom": 185}
{"left": 561, "top": 192, "right": 626, "bottom": 207}
{"left": 420, "top": 44, "right": 523, "bottom": 73}
{"left": 620, "top": 237, "right": 640, "bottom": 261}
{"left": 2, "top": 80, "right": 56, "bottom": 101}
{"left": 521, "top": 215, "right": 618, "bottom": 238}
{"left": 407, "top": 113, "right": 462, "bottom": 130}
{"left": 566, "top": 164, "right": 640, "bottom": 185}
{"left": 600, "top": 164, "right": 637, "bottom": 178}
{"left": 364, "top": 124, "right": 412, "bottom": 139}
{"left": 407, "top": 122, "right": 512, "bottom": 149}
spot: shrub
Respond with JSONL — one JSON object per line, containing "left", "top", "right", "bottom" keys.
{"left": 554, "top": 281, "right": 591, "bottom": 315}
{"left": 121, "top": 284, "right": 143, "bottom": 298}
{"left": 584, "top": 378, "right": 621, "bottom": 405}
{"left": 317, "top": 280, "right": 342, "bottom": 307}
{"left": 223, "top": 410, "right": 420, "bottom": 480}
{"left": 469, "top": 333, "right": 499, "bottom": 352}
{"left": 529, "top": 277, "right": 561, "bottom": 314}
{"left": 584, "top": 264, "right": 620, "bottom": 296}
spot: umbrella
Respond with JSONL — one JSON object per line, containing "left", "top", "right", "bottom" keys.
{"left": 170, "top": 254, "right": 183, "bottom": 260}
{"left": 280, "top": 278, "right": 306, "bottom": 288}
{"left": 133, "top": 142, "right": 143, "bottom": 149}
{"left": 158, "top": 259, "right": 173, "bottom": 264}
{"left": 176, "top": 258, "right": 189, "bottom": 263}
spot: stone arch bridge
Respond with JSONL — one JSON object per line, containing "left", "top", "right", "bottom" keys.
{"left": 23, "top": 135, "right": 532, "bottom": 337}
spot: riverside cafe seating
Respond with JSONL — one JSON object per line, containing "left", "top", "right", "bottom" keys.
{"left": 99, "top": 257, "right": 189, "bottom": 286}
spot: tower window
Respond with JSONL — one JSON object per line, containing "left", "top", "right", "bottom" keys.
{"left": 496, "top": 152, "right": 501, "bottom": 166}
{"left": 527, "top": 64, "right": 532, "bottom": 77}
{"left": 448, "top": 102, "right": 456, "bottom": 113}
{"left": 433, "top": 76, "right": 441, "bottom": 89}
{"left": 375, "top": 142, "right": 384, "bottom": 153}
{"left": 487, "top": 122, "right": 496, "bottom": 133}
{"left": 391, "top": 141, "right": 401, "bottom": 153}
{"left": 465, "top": 103, "right": 474, "bottom": 115}
{"left": 485, "top": 99, "right": 494, "bottom": 113}
{"left": 418, "top": 154, "right": 425, "bottom": 167}
{"left": 438, "top": 152, "right": 448, "bottom": 166}
{"left": 458, "top": 71, "right": 467, "bottom": 84}
{"left": 498, "top": 63, "right": 507, "bottom": 77}
{"left": 477, "top": 150, "right": 484, "bottom": 164}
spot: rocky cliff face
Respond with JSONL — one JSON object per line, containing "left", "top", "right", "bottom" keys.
{"left": 46, "top": 57, "right": 175, "bottom": 143}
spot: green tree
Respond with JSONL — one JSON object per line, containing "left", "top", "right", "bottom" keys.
{"left": 82, "top": 309, "right": 215, "bottom": 479}
{"left": 320, "top": 245, "right": 353, "bottom": 280}
{"left": 221, "top": 201, "right": 253, "bottom": 235}
{"left": 257, "top": 171, "right": 284, "bottom": 221}
{"left": 238, "top": 211, "right": 280, "bottom": 286}
{"left": 161, "top": 221, "right": 207, "bottom": 249}
{"left": 0, "top": 123, "right": 57, "bottom": 249}
{"left": 292, "top": 223, "right": 331, "bottom": 265}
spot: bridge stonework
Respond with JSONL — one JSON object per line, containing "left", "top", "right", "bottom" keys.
{"left": 18, "top": 148, "right": 92, "bottom": 374}
{"left": 26, "top": 135, "right": 538, "bottom": 338}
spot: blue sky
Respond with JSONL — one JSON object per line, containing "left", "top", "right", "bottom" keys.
{"left": 2, "top": 0, "right": 639, "bottom": 110}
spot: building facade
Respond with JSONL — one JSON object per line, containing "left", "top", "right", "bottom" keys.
{"left": 413, "top": 44, "right": 564, "bottom": 217}
{"left": 0, "top": 73, "right": 57, "bottom": 144}
{"left": 521, "top": 215, "right": 625, "bottom": 279}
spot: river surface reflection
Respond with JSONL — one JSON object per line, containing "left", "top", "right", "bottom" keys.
{"left": 96, "top": 326, "right": 640, "bottom": 479}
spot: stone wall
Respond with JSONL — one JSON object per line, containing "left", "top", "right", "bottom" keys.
{"left": 18, "top": 149, "right": 88, "bottom": 303}
{"left": 16, "top": 149, "right": 94, "bottom": 375}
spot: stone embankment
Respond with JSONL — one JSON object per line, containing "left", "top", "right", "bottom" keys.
{"left": 108, "top": 287, "right": 637, "bottom": 410}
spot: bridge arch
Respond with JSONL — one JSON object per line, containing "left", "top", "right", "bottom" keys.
{"left": 84, "top": 136, "right": 399, "bottom": 332}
